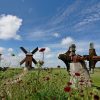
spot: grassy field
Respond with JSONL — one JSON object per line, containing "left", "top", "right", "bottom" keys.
{"left": 0, "top": 68, "right": 100, "bottom": 100}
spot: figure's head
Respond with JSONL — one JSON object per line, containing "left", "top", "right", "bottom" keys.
{"left": 69, "top": 44, "right": 76, "bottom": 52}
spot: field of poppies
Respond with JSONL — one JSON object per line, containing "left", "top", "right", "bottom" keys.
{"left": 0, "top": 67, "right": 100, "bottom": 100}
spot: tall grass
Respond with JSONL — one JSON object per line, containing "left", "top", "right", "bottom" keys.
{"left": 0, "top": 68, "right": 100, "bottom": 100}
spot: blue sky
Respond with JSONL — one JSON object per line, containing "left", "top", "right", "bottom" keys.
{"left": 0, "top": 0, "right": 100, "bottom": 67}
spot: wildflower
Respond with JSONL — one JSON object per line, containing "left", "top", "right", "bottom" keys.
{"left": 75, "top": 72, "right": 80, "bottom": 76}
{"left": 43, "top": 77, "right": 50, "bottom": 81}
{"left": 32, "top": 88, "right": 37, "bottom": 93}
{"left": 94, "top": 95, "right": 99, "bottom": 100}
{"left": 80, "top": 76, "right": 84, "bottom": 79}
{"left": 80, "top": 94, "right": 84, "bottom": 97}
{"left": 1, "top": 95, "right": 5, "bottom": 98}
{"left": 80, "top": 90, "right": 83, "bottom": 93}
{"left": 64, "top": 86, "right": 71, "bottom": 92}
{"left": 46, "top": 77, "right": 50, "bottom": 81}
{"left": 3, "top": 83, "right": 6, "bottom": 86}
{"left": 1, "top": 94, "right": 5, "bottom": 99}
{"left": 79, "top": 80, "right": 84, "bottom": 83}
{"left": 7, "top": 80, "right": 10, "bottom": 82}
{"left": 17, "top": 80, "right": 23, "bottom": 84}
{"left": 90, "top": 92, "right": 93, "bottom": 96}
{"left": 26, "top": 82, "right": 30, "bottom": 85}
{"left": 39, "top": 48, "right": 45, "bottom": 52}
{"left": 25, "top": 96, "right": 28, "bottom": 99}
{"left": 67, "top": 82, "right": 72, "bottom": 86}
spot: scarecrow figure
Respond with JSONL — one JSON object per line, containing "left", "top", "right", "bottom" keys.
{"left": 58, "top": 44, "right": 92, "bottom": 87}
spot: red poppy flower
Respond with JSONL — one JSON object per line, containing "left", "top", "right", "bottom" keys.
{"left": 64, "top": 86, "right": 71, "bottom": 92}
{"left": 46, "top": 77, "right": 50, "bottom": 80}
{"left": 75, "top": 72, "right": 80, "bottom": 76}
{"left": 67, "top": 82, "right": 72, "bottom": 86}
{"left": 90, "top": 92, "right": 93, "bottom": 96}
{"left": 94, "top": 95, "right": 99, "bottom": 100}
{"left": 39, "top": 48, "right": 45, "bottom": 52}
{"left": 79, "top": 80, "right": 84, "bottom": 83}
{"left": 44, "top": 77, "right": 50, "bottom": 81}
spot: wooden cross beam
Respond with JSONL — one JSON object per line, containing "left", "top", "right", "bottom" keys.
{"left": 58, "top": 43, "right": 100, "bottom": 73}
{"left": 20, "top": 47, "right": 38, "bottom": 70}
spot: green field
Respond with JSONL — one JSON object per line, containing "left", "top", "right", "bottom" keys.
{"left": 0, "top": 68, "right": 100, "bottom": 100}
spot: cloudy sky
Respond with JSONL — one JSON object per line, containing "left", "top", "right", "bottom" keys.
{"left": 0, "top": 0, "right": 100, "bottom": 67}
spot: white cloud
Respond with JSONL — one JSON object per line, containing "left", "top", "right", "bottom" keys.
{"left": 30, "top": 31, "right": 45, "bottom": 39}
{"left": 61, "top": 37, "right": 74, "bottom": 46}
{"left": 50, "top": 0, "right": 80, "bottom": 25}
{"left": 1, "top": 55, "right": 21, "bottom": 67}
{"left": 0, "top": 14, "right": 22, "bottom": 40}
{"left": 28, "top": 30, "right": 51, "bottom": 41}
{"left": 45, "top": 54, "right": 54, "bottom": 59}
{"left": 45, "top": 47, "right": 51, "bottom": 53}
{"left": 7, "top": 48, "right": 14, "bottom": 56}
{"left": 18, "top": 52, "right": 25, "bottom": 57}
{"left": 53, "top": 32, "right": 60, "bottom": 37}
{"left": 28, "top": 27, "right": 62, "bottom": 41}
{"left": 0, "top": 47, "right": 5, "bottom": 53}
{"left": 45, "top": 47, "right": 54, "bottom": 59}
{"left": 74, "top": 3, "right": 100, "bottom": 31}
{"left": 76, "top": 13, "right": 100, "bottom": 27}
{"left": 34, "top": 47, "right": 54, "bottom": 65}
{"left": 8, "top": 48, "right": 13, "bottom": 53}
{"left": 81, "top": 2, "right": 100, "bottom": 15}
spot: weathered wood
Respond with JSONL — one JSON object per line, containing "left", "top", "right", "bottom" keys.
{"left": 70, "top": 63, "right": 91, "bottom": 88}
{"left": 20, "top": 47, "right": 38, "bottom": 70}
